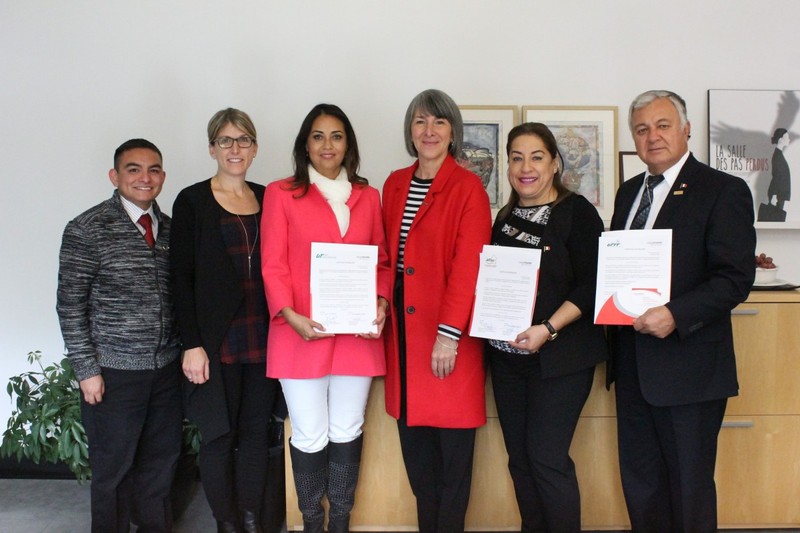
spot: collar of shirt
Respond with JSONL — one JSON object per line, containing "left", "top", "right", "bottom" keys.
{"left": 625, "top": 150, "right": 691, "bottom": 230}
{"left": 119, "top": 195, "right": 159, "bottom": 237}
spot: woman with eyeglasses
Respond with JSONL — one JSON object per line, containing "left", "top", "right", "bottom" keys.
{"left": 261, "top": 103, "right": 390, "bottom": 533}
{"left": 170, "top": 108, "right": 279, "bottom": 533}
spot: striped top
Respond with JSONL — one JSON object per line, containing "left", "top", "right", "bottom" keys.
{"left": 397, "top": 176, "right": 460, "bottom": 341}
{"left": 397, "top": 176, "right": 433, "bottom": 271}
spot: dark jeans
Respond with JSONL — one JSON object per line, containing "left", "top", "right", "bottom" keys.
{"left": 81, "top": 359, "right": 182, "bottom": 533}
{"left": 199, "top": 361, "right": 278, "bottom": 522}
{"left": 489, "top": 345, "right": 594, "bottom": 533}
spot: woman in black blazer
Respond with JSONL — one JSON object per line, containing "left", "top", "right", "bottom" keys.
{"left": 170, "top": 108, "right": 278, "bottom": 533}
{"left": 485, "top": 122, "right": 607, "bottom": 533}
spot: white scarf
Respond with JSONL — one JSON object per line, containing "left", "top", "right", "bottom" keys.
{"left": 309, "top": 165, "right": 352, "bottom": 237}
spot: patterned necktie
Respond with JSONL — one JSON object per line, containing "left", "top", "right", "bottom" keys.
{"left": 630, "top": 174, "right": 664, "bottom": 229}
{"left": 138, "top": 213, "right": 155, "bottom": 248}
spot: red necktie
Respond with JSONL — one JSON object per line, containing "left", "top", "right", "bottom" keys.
{"left": 138, "top": 213, "right": 155, "bottom": 248}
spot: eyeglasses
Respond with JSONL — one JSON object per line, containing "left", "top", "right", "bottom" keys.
{"left": 212, "top": 136, "right": 255, "bottom": 149}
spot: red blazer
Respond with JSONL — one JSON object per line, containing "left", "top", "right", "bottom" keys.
{"left": 382, "top": 156, "right": 492, "bottom": 428}
{"left": 261, "top": 177, "right": 391, "bottom": 379}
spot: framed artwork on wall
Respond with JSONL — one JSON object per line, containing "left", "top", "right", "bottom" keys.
{"left": 522, "top": 105, "right": 618, "bottom": 222}
{"left": 708, "top": 89, "right": 800, "bottom": 229}
{"left": 458, "top": 105, "right": 520, "bottom": 214}
{"left": 619, "top": 150, "right": 646, "bottom": 185}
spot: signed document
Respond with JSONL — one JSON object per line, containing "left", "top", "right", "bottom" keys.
{"left": 470, "top": 245, "right": 542, "bottom": 341}
{"left": 310, "top": 242, "right": 378, "bottom": 334}
{"left": 594, "top": 229, "right": 672, "bottom": 325}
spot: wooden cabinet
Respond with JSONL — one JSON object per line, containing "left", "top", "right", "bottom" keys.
{"left": 716, "top": 291, "right": 800, "bottom": 527}
{"left": 571, "top": 372, "right": 629, "bottom": 530}
{"left": 285, "top": 291, "right": 800, "bottom": 530}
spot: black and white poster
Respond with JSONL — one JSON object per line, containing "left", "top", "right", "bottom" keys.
{"left": 709, "top": 89, "right": 799, "bottom": 229}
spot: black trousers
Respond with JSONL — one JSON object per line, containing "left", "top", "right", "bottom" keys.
{"left": 394, "top": 275, "right": 476, "bottom": 533}
{"left": 488, "top": 345, "right": 594, "bottom": 533}
{"left": 199, "top": 361, "right": 278, "bottom": 522}
{"left": 397, "top": 416, "right": 476, "bottom": 533}
{"left": 614, "top": 328, "right": 727, "bottom": 533}
{"left": 81, "top": 359, "right": 182, "bottom": 533}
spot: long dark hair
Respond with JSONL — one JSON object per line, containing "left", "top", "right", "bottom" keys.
{"left": 289, "top": 103, "right": 367, "bottom": 197}
{"left": 495, "top": 122, "right": 571, "bottom": 223}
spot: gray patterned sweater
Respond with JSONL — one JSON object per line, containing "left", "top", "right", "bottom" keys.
{"left": 56, "top": 191, "right": 180, "bottom": 381}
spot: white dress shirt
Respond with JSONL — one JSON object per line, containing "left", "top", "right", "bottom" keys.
{"left": 625, "top": 150, "right": 691, "bottom": 230}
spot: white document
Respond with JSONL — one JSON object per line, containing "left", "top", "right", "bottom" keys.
{"left": 594, "top": 229, "right": 672, "bottom": 325}
{"left": 470, "top": 245, "right": 542, "bottom": 341}
{"left": 310, "top": 242, "right": 378, "bottom": 334}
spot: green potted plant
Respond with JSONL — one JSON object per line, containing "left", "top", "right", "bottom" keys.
{"left": 2, "top": 350, "right": 201, "bottom": 518}
{"left": 1, "top": 351, "right": 90, "bottom": 481}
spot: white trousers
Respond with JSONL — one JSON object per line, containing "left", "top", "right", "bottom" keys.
{"left": 280, "top": 375, "right": 372, "bottom": 453}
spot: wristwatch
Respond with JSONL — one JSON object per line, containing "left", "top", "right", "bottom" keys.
{"left": 541, "top": 320, "right": 559, "bottom": 341}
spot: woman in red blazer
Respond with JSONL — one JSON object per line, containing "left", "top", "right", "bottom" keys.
{"left": 382, "top": 89, "right": 491, "bottom": 533}
{"left": 261, "top": 104, "right": 390, "bottom": 533}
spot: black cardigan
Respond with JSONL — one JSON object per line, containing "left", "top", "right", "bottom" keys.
{"left": 169, "top": 178, "right": 267, "bottom": 441}
{"left": 491, "top": 193, "right": 608, "bottom": 378}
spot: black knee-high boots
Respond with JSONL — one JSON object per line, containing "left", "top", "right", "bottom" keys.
{"left": 290, "top": 435, "right": 363, "bottom": 533}
{"left": 327, "top": 436, "right": 363, "bottom": 533}
{"left": 290, "top": 443, "right": 327, "bottom": 533}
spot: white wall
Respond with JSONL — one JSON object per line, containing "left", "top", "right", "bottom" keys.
{"left": 2, "top": 1, "right": 799, "bottom": 424}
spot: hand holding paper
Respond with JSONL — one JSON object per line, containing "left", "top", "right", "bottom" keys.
{"left": 357, "top": 298, "right": 388, "bottom": 339}
{"left": 633, "top": 305, "right": 676, "bottom": 338}
{"left": 506, "top": 325, "right": 549, "bottom": 353}
{"left": 282, "top": 307, "right": 334, "bottom": 341}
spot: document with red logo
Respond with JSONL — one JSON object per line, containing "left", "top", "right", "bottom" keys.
{"left": 470, "top": 245, "right": 541, "bottom": 340}
{"left": 594, "top": 229, "right": 672, "bottom": 325}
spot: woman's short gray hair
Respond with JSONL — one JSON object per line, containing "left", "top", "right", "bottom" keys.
{"left": 403, "top": 89, "right": 463, "bottom": 158}
{"left": 628, "top": 90, "right": 689, "bottom": 131}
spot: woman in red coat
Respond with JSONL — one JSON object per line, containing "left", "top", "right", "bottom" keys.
{"left": 382, "top": 89, "right": 491, "bottom": 533}
{"left": 261, "top": 104, "right": 390, "bottom": 533}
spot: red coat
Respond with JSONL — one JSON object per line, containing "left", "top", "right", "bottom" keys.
{"left": 382, "top": 156, "right": 491, "bottom": 428}
{"left": 261, "top": 177, "right": 391, "bottom": 379}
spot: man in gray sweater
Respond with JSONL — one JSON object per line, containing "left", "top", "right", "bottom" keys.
{"left": 57, "top": 138, "right": 182, "bottom": 532}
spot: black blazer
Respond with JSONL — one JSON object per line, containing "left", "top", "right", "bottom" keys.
{"left": 169, "top": 178, "right": 266, "bottom": 441}
{"left": 608, "top": 154, "right": 756, "bottom": 406}
{"left": 493, "top": 193, "right": 608, "bottom": 378}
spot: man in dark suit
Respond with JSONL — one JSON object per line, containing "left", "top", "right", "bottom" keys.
{"left": 609, "top": 91, "right": 756, "bottom": 532}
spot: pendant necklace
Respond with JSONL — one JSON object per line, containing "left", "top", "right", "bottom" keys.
{"left": 236, "top": 214, "right": 258, "bottom": 278}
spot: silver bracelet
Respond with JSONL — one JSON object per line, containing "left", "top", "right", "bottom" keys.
{"left": 435, "top": 337, "right": 458, "bottom": 355}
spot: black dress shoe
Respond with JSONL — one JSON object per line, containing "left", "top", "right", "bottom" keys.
{"left": 217, "top": 520, "right": 239, "bottom": 533}
{"left": 241, "top": 510, "right": 263, "bottom": 533}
